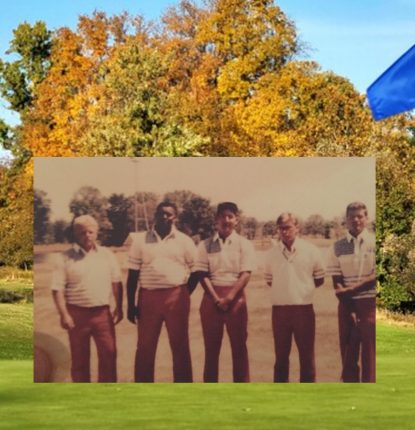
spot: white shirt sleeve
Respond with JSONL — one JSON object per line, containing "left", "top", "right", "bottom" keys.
{"left": 326, "top": 245, "right": 342, "bottom": 277}
{"left": 194, "top": 240, "right": 209, "bottom": 272}
{"left": 184, "top": 236, "right": 197, "bottom": 271}
{"left": 312, "top": 246, "right": 326, "bottom": 280}
{"left": 108, "top": 249, "right": 122, "bottom": 282}
{"left": 128, "top": 235, "right": 143, "bottom": 271}
{"left": 50, "top": 253, "right": 66, "bottom": 291}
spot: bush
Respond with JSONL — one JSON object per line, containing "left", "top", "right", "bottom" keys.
{"left": 376, "top": 275, "right": 412, "bottom": 311}
{"left": 377, "top": 230, "right": 415, "bottom": 311}
{"left": 0, "top": 285, "right": 33, "bottom": 303}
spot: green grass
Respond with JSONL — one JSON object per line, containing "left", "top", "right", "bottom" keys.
{"left": 0, "top": 303, "right": 33, "bottom": 359}
{"left": 0, "top": 309, "right": 414, "bottom": 429}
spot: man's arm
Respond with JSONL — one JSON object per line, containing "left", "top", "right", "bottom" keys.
{"left": 335, "top": 273, "right": 376, "bottom": 298}
{"left": 187, "top": 271, "right": 200, "bottom": 295}
{"left": 314, "top": 277, "right": 325, "bottom": 288}
{"left": 52, "top": 290, "right": 75, "bottom": 330}
{"left": 111, "top": 281, "right": 123, "bottom": 324}
{"left": 126, "top": 269, "right": 140, "bottom": 324}
{"left": 219, "top": 271, "right": 251, "bottom": 311}
{"left": 197, "top": 271, "right": 222, "bottom": 305}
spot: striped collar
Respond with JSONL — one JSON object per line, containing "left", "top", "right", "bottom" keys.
{"left": 346, "top": 229, "right": 369, "bottom": 244}
{"left": 213, "top": 230, "right": 237, "bottom": 245}
{"left": 278, "top": 238, "right": 298, "bottom": 261}
{"left": 73, "top": 243, "right": 98, "bottom": 255}
{"left": 149, "top": 226, "right": 178, "bottom": 242}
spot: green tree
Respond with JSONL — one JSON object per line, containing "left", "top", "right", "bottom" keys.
{"left": 51, "top": 219, "right": 69, "bottom": 243}
{"left": 302, "top": 214, "right": 326, "bottom": 237}
{"left": 69, "top": 186, "right": 111, "bottom": 243}
{"left": 262, "top": 220, "right": 278, "bottom": 238}
{"left": 106, "top": 193, "right": 132, "bottom": 246}
{"left": 34, "top": 189, "right": 51, "bottom": 244}
{"left": 179, "top": 195, "right": 215, "bottom": 239}
{"left": 240, "top": 216, "right": 258, "bottom": 240}
{"left": 0, "top": 21, "right": 52, "bottom": 114}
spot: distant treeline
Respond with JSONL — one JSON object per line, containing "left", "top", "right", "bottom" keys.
{"left": 34, "top": 187, "right": 356, "bottom": 246}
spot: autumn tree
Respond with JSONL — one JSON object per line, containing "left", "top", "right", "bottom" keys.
{"left": 197, "top": 0, "right": 297, "bottom": 101}
{"left": 0, "top": 161, "right": 33, "bottom": 268}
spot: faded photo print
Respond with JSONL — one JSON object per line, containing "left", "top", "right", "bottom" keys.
{"left": 34, "top": 157, "right": 376, "bottom": 383}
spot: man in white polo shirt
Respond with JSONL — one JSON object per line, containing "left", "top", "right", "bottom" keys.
{"left": 264, "top": 213, "right": 325, "bottom": 383}
{"left": 327, "top": 202, "right": 376, "bottom": 382}
{"left": 127, "top": 201, "right": 196, "bottom": 382}
{"left": 51, "top": 215, "right": 123, "bottom": 382}
{"left": 194, "top": 202, "right": 256, "bottom": 382}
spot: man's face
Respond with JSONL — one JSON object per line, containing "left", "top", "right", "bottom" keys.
{"left": 216, "top": 209, "right": 238, "bottom": 238}
{"left": 277, "top": 220, "right": 298, "bottom": 245}
{"left": 154, "top": 205, "right": 177, "bottom": 231}
{"left": 346, "top": 209, "right": 368, "bottom": 237}
{"left": 74, "top": 224, "right": 98, "bottom": 251}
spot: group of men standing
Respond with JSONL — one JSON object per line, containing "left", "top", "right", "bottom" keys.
{"left": 50, "top": 200, "right": 376, "bottom": 383}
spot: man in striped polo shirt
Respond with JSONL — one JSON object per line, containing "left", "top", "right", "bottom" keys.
{"left": 127, "top": 201, "right": 196, "bottom": 382}
{"left": 327, "top": 202, "right": 376, "bottom": 382}
{"left": 194, "top": 202, "right": 256, "bottom": 382}
{"left": 264, "top": 213, "right": 325, "bottom": 383}
{"left": 51, "top": 215, "right": 123, "bottom": 382}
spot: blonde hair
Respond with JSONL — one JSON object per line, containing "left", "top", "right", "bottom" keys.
{"left": 73, "top": 215, "right": 98, "bottom": 230}
{"left": 276, "top": 212, "right": 299, "bottom": 226}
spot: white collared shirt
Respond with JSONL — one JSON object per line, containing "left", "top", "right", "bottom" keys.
{"left": 128, "top": 227, "right": 196, "bottom": 289}
{"left": 50, "top": 244, "right": 122, "bottom": 307}
{"left": 264, "top": 238, "right": 325, "bottom": 305}
{"left": 327, "top": 229, "right": 376, "bottom": 299}
{"left": 194, "top": 231, "right": 256, "bottom": 287}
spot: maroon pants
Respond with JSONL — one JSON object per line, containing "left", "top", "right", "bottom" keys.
{"left": 338, "top": 297, "right": 376, "bottom": 383}
{"left": 135, "top": 286, "right": 192, "bottom": 382}
{"left": 200, "top": 286, "right": 249, "bottom": 382}
{"left": 67, "top": 304, "right": 117, "bottom": 383}
{"left": 272, "top": 304, "right": 315, "bottom": 383}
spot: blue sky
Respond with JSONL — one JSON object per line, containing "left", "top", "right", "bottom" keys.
{"left": 1, "top": 0, "right": 415, "bottom": 128}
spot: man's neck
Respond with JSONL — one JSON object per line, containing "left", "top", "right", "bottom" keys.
{"left": 218, "top": 231, "right": 232, "bottom": 242}
{"left": 155, "top": 225, "right": 173, "bottom": 240}
{"left": 349, "top": 229, "right": 364, "bottom": 239}
{"left": 282, "top": 239, "right": 295, "bottom": 252}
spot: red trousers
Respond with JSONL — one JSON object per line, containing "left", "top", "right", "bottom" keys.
{"left": 272, "top": 304, "right": 316, "bottom": 383}
{"left": 338, "top": 297, "right": 376, "bottom": 383}
{"left": 67, "top": 304, "right": 117, "bottom": 383}
{"left": 200, "top": 286, "right": 249, "bottom": 382}
{"left": 135, "top": 286, "right": 192, "bottom": 382}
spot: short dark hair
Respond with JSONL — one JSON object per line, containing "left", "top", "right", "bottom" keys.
{"left": 156, "top": 201, "right": 178, "bottom": 216}
{"left": 346, "top": 202, "right": 368, "bottom": 217}
{"left": 216, "top": 202, "right": 239, "bottom": 216}
{"left": 276, "top": 212, "right": 299, "bottom": 226}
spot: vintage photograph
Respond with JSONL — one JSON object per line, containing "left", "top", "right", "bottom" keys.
{"left": 33, "top": 157, "right": 376, "bottom": 383}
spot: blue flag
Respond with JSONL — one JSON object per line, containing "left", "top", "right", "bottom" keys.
{"left": 367, "top": 44, "right": 415, "bottom": 121}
